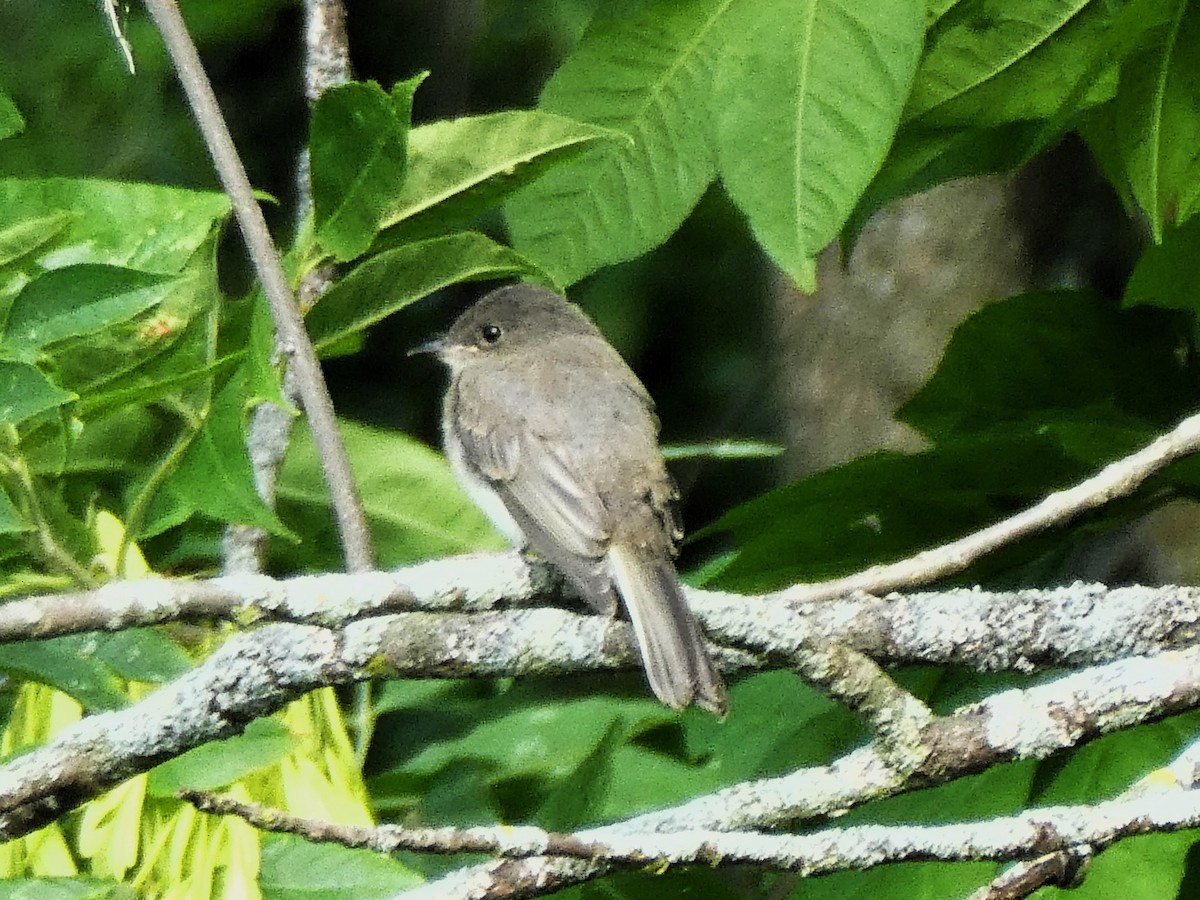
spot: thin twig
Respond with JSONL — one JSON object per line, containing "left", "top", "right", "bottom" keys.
{"left": 222, "top": 0, "right": 354, "bottom": 575}
{"left": 180, "top": 785, "right": 1200, "bottom": 880}
{"left": 781, "top": 410, "right": 1200, "bottom": 602}
{"left": 399, "top": 643, "right": 1200, "bottom": 899}
{"left": 141, "top": 0, "right": 375, "bottom": 572}
{"left": 972, "top": 734, "right": 1200, "bottom": 899}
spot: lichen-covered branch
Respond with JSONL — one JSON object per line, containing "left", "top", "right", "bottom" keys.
{"left": 4, "top": 566, "right": 1198, "bottom": 676}
{"left": 183, "top": 781, "right": 1200, "bottom": 880}
{"left": 405, "top": 645, "right": 1200, "bottom": 899}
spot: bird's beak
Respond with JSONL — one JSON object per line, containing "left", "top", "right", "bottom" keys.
{"left": 408, "top": 335, "right": 447, "bottom": 358}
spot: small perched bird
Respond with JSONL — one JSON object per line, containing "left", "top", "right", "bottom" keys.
{"left": 414, "top": 283, "right": 726, "bottom": 715}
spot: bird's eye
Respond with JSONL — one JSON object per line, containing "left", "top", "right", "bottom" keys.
{"left": 481, "top": 324, "right": 502, "bottom": 344}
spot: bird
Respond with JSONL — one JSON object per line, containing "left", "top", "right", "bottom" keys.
{"left": 413, "top": 283, "right": 727, "bottom": 715}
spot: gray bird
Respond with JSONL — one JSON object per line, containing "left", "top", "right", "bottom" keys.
{"left": 415, "top": 283, "right": 726, "bottom": 715}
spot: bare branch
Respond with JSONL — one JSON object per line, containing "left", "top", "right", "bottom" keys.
{"left": 141, "top": 0, "right": 374, "bottom": 572}
{"left": 403, "top": 645, "right": 1200, "bottom": 898}
{"left": 4, "top": 607, "right": 1199, "bottom": 872}
{"left": 182, "top": 784, "right": 1200, "bottom": 881}
{"left": 782, "top": 410, "right": 1200, "bottom": 602}
{"left": 973, "top": 732, "right": 1200, "bottom": 898}
{"left": 5, "top": 567, "right": 1198, "bottom": 677}
{"left": 221, "top": 0, "right": 354, "bottom": 575}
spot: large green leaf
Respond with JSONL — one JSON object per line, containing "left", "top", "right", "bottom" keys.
{"left": 0, "top": 212, "right": 75, "bottom": 271}
{"left": 305, "top": 232, "right": 545, "bottom": 351}
{"left": 271, "top": 420, "right": 505, "bottom": 572}
{"left": 699, "top": 431, "right": 1090, "bottom": 592}
{"left": 1080, "top": 0, "right": 1200, "bottom": 240}
{"left": 1, "top": 265, "right": 177, "bottom": 355}
{"left": 898, "top": 291, "right": 1194, "bottom": 439}
{"left": 905, "top": 0, "right": 1121, "bottom": 126}
{"left": 505, "top": 0, "right": 733, "bottom": 287}
{"left": 310, "top": 78, "right": 424, "bottom": 262}
{"left": 0, "top": 179, "right": 229, "bottom": 275}
{"left": 0, "top": 878, "right": 122, "bottom": 899}
{"left": 382, "top": 110, "right": 618, "bottom": 252}
{"left": 80, "top": 252, "right": 224, "bottom": 418}
{"left": 50, "top": 236, "right": 223, "bottom": 406}
{"left": 93, "top": 629, "right": 192, "bottom": 684}
{"left": 0, "top": 487, "right": 25, "bottom": 535}
{"left": 715, "top": 0, "right": 923, "bottom": 290}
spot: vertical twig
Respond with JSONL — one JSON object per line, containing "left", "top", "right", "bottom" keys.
{"left": 223, "top": 0, "right": 355, "bottom": 576}
{"left": 142, "top": 0, "right": 375, "bottom": 573}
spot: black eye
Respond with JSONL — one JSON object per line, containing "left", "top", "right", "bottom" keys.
{"left": 481, "top": 324, "right": 502, "bottom": 344}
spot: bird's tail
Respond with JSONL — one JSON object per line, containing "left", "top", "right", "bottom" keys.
{"left": 607, "top": 544, "right": 727, "bottom": 716}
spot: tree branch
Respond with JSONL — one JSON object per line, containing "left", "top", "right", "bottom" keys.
{"left": 973, "top": 732, "right": 1200, "bottom": 899}
{"left": 180, "top": 783, "right": 1200, "bottom": 879}
{"left": 782, "top": 409, "right": 1200, "bottom": 601}
{"left": 221, "top": 0, "right": 354, "bottom": 575}
{"left": 4, "top": 565, "right": 1197, "bottom": 675}
{"left": 2, "top": 608, "right": 1198, "bottom": 864}
{"left": 141, "top": 0, "right": 375, "bottom": 572}
{"left": 394, "top": 643, "right": 1200, "bottom": 898}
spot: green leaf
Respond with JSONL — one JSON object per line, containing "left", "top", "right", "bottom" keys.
{"left": 1080, "top": 0, "right": 1200, "bottom": 240}
{"left": 2, "top": 265, "right": 177, "bottom": 354}
{"left": 398, "top": 696, "right": 632, "bottom": 783}
{"left": 599, "top": 671, "right": 857, "bottom": 821}
{"left": 700, "top": 431, "right": 1089, "bottom": 592}
{"left": 311, "top": 77, "right": 425, "bottom": 262}
{"left": 259, "top": 833, "right": 421, "bottom": 900}
{"left": 1124, "top": 217, "right": 1200, "bottom": 315}
{"left": 505, "top": 0, "right": 732, "bottom": 287}
{"left": 243, "top": 293, "right": 288, "bottom": 408}
{"left": 898, "top": 291, "right": 1194, "bottom": 439}
{"left": 0, "top": 179, "right": 229, "bottom": 275}
{"left": 534, "top": 721, "right": 624, "bottom": 830}
{"left": 0, "top": 487, "right": 26, "bottom": 535}
{"left": 92, "top": 629, "right": 192, "bottom": 684}
{"left": 381, "top": 110, "right": 619, "bottom": 251}
{"left": 905, "top": 0, "right": 1121, "bottom": 126}
{"left": 715, "top": 0, "right": 924, "bottom": 291}
{"left": 1030, "top": 713, "right": 1200, "bottom": 899}
{"left": 0, "top": 635, "right": 129, "bottom": 712}
{"left": 0, "top": 212, "right": 76, "bottom": 270}
{"left": 305, "top": 232, "right": 546, "bottom": 351}
{"left": 78, "top": 249, "right": 225, "bottom": 418}
{"left": 0, "top": 91, "right": 23, "bottom": 141}
{"left": 146, "top": 717, "right": 294, "bottom": 797}
{"left": 271, "top": 420, "right": 504, "bottom": 572}
{"left": 159, "top": 373, "right": 295, "bottom": 538}
{"left": 0, "top": 360, "right": 75, "bottom": 425}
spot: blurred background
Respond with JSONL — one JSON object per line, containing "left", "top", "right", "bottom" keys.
{"left": 1, "top": 0, "right": 1175, "bottom": 582}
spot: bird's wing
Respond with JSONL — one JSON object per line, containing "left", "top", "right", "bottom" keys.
{"left": 454, "top": 387, "right": 614, "bottom": 608}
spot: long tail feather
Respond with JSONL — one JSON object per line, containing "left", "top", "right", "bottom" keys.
{"left": 607, "top": 544, "right": 727, "bottom": 716}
